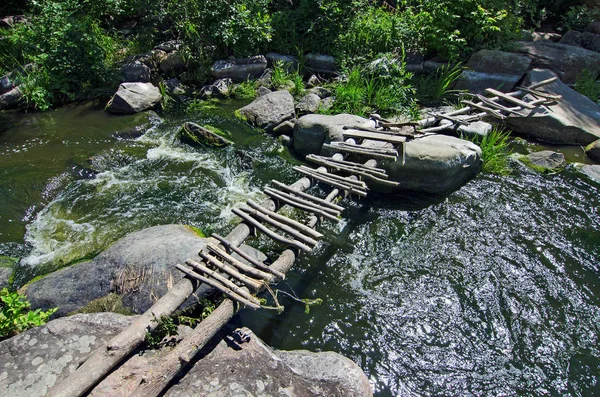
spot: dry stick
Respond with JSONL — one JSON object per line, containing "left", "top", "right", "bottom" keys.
{"left": 305, "top": 154, "right": 388, "bottom": 178}
{"left": 264, "top": 187, "right": 340, "bottom": 217}
{"left": 485, "top": 88, "right": 536, "bottom": 109}
{"left": 264, "top": 188, "right": 341, "bottom": 221}
{"left": 515, "top": 86, "right": 562, "bottom": 100}
{"left": 323, "top": 142, "right": 398, "bottom": 161}
{"left": 181, "top": 261, "right": 259, "bottom": 305}
{"left": 211, "top": 234, "right": 285, "bottom": 280}
{"left": 175, "top": 264, "right": 260, "bottom": 309}
{"left": 195, "top": 254, "right": 262, "bottom": 291}
{"left": 341, "top": 129, "right": 408, "bottom": 144}
{"left": 231, "top": 208, "right": 313, "bottom": 253}
{"left": 428, "top": 112, "right": 470, "bottom": 126}
{"left": 305, "top": 156, "right": 398, "bottom": 186}
{"left": 294, "top": 165, "right": 367, "bottom": 188}
{"left": 246, "top": 199, "right": 324, "bottom": 239}
{"left": 206, "top": 243, "right": 274, "bottom": 282}
{"left": 305, "top": 154, "right": 386, "bottom": 173}
{"left": 270, "top": 180, "right": 345, "bottom": 211}
{"left": 290, "top": 168, "right": 368, "bottom": 197}
{"left": 47, "top": 176, "right": 316, "bottom": 397}
{"left": 239, "top": 206, "right": 319, "bottom": 247}
{"left": 475, "top": 94, "right": 526, "bottom": 116}
{"left": 460, "top": 100, "right": 506, "bottom": 120}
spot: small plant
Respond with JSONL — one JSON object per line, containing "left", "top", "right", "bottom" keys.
{"left": 270, "top": 60, "right": 304, "bottom": 95}
{"left": 465, "top": 126, "right": 512, "bottom": 175}
{"left": 145, "top": 314, "right": 178, "bottom": 349}
{"left": 574, "top": 69, "right": 600, "bottom": 103}
{"left": 230, "top": 80, "right": 258, "bottom": 100}
{"left": 413, "top": 63, "right": 463, "bottom": 106}
{"left": 158, "top": 81, "right": 174, "bottom": 111}
{"left": 1, "top": 288, "right": 57, "bottom": 339}
{"left": 561, "top": 5, "right": 600, "bottom": 32}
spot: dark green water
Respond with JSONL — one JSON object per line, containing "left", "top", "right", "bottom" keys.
{"left": 1, "top": 103, "right": 599, "bottom": 396}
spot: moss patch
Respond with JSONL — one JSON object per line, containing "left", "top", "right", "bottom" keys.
{"left": 234, "top": 109, "right": 248, "bottom": 122}
{"left": 519, "top": 155, "right": 565, "bottom": 173}
{"left": 69, "top": 293, "right": 133, "bottom": 316}
{"left": 0, "top": 256, "right": 18, "bottom": 269}
{"left": 186, "top": 225, "right": 207, "bottom": 238}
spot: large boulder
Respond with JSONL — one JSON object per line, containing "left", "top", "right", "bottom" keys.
{"left": 296, "top": 92, "right": 322, "bottom": 115}
{"left": 385, "top": 135, "right": 482, "bottom": 195}
{"left": 305, "top": 53, "right": 337, "bottom": 74}
{"left": 585, "top": 139, "right": 600, "bottom": 162}
{"left": 0, "top": 86, "right": 24, "bottom": 110}
{"left": 580, "top": 164, "right": 600, "bottom": 182}
{"left": 159, "top": 51, "right": 186, "bottom": 74}
{"left": 454, "top": 49, "right": 531, "bottom": 93}
{"left": 105, "top": 82, "right": 161, "bottom": 114}
{"left": 293, "top": 114, "right": 375, "bottom": 156}
{"left": 120, "top": 61, "right": 151, "bottom": 83}
{"left": 513, "top": 41, "right": 600, "bottom": 84}
{"left": 236, "top": 90, "right": 295, "bottom": 131}
{"left": 506, "top": 69, "right": 600, "bottom": 145}
{"left": 211, "top": 55, "right": 267, "bottom": 83}
{"left": 0, "top": 316, "right": 371, "bottom": 397}
{"left": 23, "top": 225, "right": 210, "bottom": 316}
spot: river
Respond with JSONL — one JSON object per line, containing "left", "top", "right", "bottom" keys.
{"left": 1, "top": 103, "right": 598, "bottom": 396}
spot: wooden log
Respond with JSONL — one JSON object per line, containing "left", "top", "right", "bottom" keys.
{"left": 476, "top": 94, "right": 525, "bottom": 116}
{"left": 180, "top": 261, "right": 260, "bottom": 305}
{"left": 428, "top": 112, "right": 470, "bottom": 126}
{"left": 231, "top": 208, "right": 313, "bottom": 253}
{"left": 460, "top": 100, "right": 506, "bottom": 120}
{"left": 264, "top": 188, "right": 341, "bottom": 221}
{"left": 304, "top": 154, "right": 388, "bottom": 179}
{"left": 239, "top": 206, "right": 319, "bottom": 247}
{"left": 484, "top": 88, "right": 536, "bottom": 109}
{"left": 525, "top": 76, "right": 557, "bottom": 90}
{"left": 305, "top": 155, "right": 398, "bottom": 186}
{"left": 341, "top": 129, "right": 407, "bottom": 144}
{"left": 380, "top": 121, "right": 420, "bottom": 129}
{"left": 323, "top": 142, "right": 398, "bottom": 161}
{"left": 211, "top": 234, "right": 285, "bottom": 280}
{"left": 515, "top": 86, "right": 562, "bottom": 101}
{"left": 295, "top": 165, "right": 367, "bottom": 188}
{"left": 195, "top": 254, "right": 263, "bottom": 291}
{"left": 270, "top": 180, "right": 345, "bottom": 212}
{"left": 246, "top": 199, "right": 324, "bottom": 239}
{"left": 206, "top": 242, "right": 275, "bottom": 281}
{"left": 264, "top": 187, "right": 340, "bottom": 216}
{"left": 292, "top": 167, "right": 368, "bottom": 197}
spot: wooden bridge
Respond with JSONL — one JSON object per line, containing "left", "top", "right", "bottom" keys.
{"left": 48, "top": 77, "right": 560, "bottom": 397}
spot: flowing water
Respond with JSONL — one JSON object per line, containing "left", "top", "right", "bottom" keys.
{"left": 1, "top": 103, "right": 599, "bottom": 396}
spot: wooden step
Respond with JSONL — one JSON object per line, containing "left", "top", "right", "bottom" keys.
{"left": 264, "top": 187, "right": 341, "bottom": 221}
{"left": 323, "top": 142, "right": 398, "bottom": 161}
{"left": 270, "top": 180, "right": 345, "bottom": 212}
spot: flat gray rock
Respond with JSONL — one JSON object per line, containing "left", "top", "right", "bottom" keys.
{"left": 580, "top": 164, "right": 600, "bottom": 182}
{"left": 513, "top": 41, "right": 600, "bottom": 84}
{"left": 24, "top": 225, "right": 210, "bottom": 316}
{"left": 293, "top": 114, "right": 375, "bottom": 156}
{"left": 521, "top": 150, "right": 566, "bottom": 172}
{"left": 506, "top": 69, "right": 600, "bottom": 145}
{"left": 0, "top": 313, "right": 135, "bottom": 397}
{"left": 455, "top": 50, "right": 531, "bottom": 93}
{"left": 211, "top": 55, "right": 267, "bottom": 83}
{"left": 105, "top": 82, "right": 161, "bottom": 114}
{"left": 296, "top": 93, "right": 321, "bottom": 115}
{"left": 237, "top": 90, "right": 295, "bottom": 131}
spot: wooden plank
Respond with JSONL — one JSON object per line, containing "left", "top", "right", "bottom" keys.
{"left": 327, "top": 141, "right": 399, "bottom": 156}
{"left": 304, "top": 154, "right": 388, "bottom": 179}
{"left": 264, "top": 187, "right": 340, "bottom": 216}
{"left": 175, "top": 264, "right": 260, "bottom": 309}
{"left": 461, "top": 100, "right": 506, "bottom": 120}
{"left": 231, "top": 208, "right": 313, "bottom": 253}
{"left": 270, "top": 180, "right": 345, "bottom": 212}
{"left": 295, "top": 165, "right": 367, "bottom": 188}
{"left": 485, "top": 88, "right": 536, "bottom": 109}
{"left": 264, "top": 188, "right": 342, "bottom": 220}
{"left": 246, "top": 199, "right": 324, "bottom": 239}
{"left": 211, "top": 234, "right": 286, "bottom": 280}
{"left": 323, "top": 143, "right": 398, "bottom": 161}
{"left": 342, "top": 130, "right": 407, "bottom": 144}
{"left": 305, "top": 155, "right": 399, "bottom": 186}
{"left": 182, "top": 260, "right": 261, "bottom": 304}
{"left": 196, "top": 253, "right": 263, "bottom": 291}
{"left": 206, "top": 243, "right": 274, "bottom": 282}
{"left": 239, "top": 206, "right": 319, "bottom": 247}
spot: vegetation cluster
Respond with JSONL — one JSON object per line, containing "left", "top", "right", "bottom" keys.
{"left": 1, "top": 0, "right": 598, "bottom": 110}
{"left": 0, "top": 287, "right": 56, "bottom": 339}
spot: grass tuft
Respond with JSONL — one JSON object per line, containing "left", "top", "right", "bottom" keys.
{"left": 464, "top": 126, "right": 511, "bottom": 175}
{"left": 574, "top": 69, "right": 600, "bottom": 103}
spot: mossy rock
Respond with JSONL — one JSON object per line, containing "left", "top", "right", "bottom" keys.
{"left": 519, "top": 150, "right": 567, "bottom": 173}
{"left": 69, "top": 293, "right": 133, "bottom": 316}
{"left": 178, "top": 122, "right": 232, "bottom": 147}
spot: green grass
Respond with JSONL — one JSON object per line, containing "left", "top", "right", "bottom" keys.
{"left": 270, "top": 60, "right": 304, "bottom": 96}
{"left": 413, "top": 63, "right": 463, "bottom": 106}
{"left": 230, "top": 80, "right": 258, "bottom": 100}
{"left": 574, "top": 69, "right": 600, "bottom": 103}
{"left": 464, "top": 126, "right": 511, "bottom": 175}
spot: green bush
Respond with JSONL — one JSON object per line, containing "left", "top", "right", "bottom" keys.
{"left": 1, "top": 288, "right": 57, "bottom": 339}
{"left": 561, "top": 5, "right": 600, "bottom": 31}
{"left": 574, "top": 69, "right": 600, "bottom": 103}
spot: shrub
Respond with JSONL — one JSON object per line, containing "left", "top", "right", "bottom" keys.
{"left": 561, "top": 5, "right": 600, "bottom": 32}
{"left": 0, "top": 288, "right": 57, "bottom": 339}
{"left": 574, "top": 69, "right": 600, "bottom": 103}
